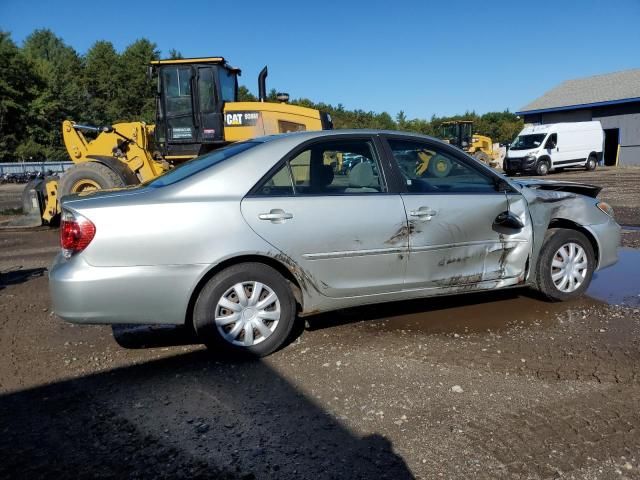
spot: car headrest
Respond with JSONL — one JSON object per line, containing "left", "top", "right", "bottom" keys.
{"left": 315, "top": 164, "right": 334, "bottom": 188}
{"left": 348, "top": 162, "right": 375, "bottom": 188}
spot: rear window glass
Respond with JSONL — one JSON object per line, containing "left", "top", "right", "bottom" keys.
{"left": 149, "top": 142, "right": 259, "bottom": 187}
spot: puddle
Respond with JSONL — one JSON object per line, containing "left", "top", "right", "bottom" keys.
{"left": 621, "top": 225, "right": 640, "bottom": 232}
{"left": 308, "top": 289, "right": 600, "bottom": 335}
{"left": 586, "top": 247, "right": 640, "bottom": 307}
{"left": 357, "top": 292, "right": 598, "bottom": 334}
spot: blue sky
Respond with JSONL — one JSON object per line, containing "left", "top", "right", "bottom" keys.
{"left": 2, "top": 0, "right": 639, "bottom": 118}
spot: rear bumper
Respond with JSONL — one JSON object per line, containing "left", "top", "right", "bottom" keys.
{"left": 49, "top": 253, "right": 208, "bottom": 325}
{"left": 585, "top": 217, "right": 620, "bottom": 271}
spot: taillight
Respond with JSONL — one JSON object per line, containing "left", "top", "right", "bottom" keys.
{"left": 60, "top": 210, "right": 96, "bottom": 258}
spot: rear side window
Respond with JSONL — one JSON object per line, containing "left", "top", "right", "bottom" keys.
{"left": 149, "top": 142, "right": 259, "bottom": 187}
{"left": 254, "top": 163, "right": 294, "bottom": 196}
{"left": 253, "top": 139, "right": 385, "bottom": 196}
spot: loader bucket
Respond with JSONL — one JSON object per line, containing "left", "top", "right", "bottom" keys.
{"left": 0, "top": 182, "right": 45, "bottom": 229}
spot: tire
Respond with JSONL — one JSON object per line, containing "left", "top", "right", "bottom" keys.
{"left": 585, "top": 154, "right": 597, "bottom": 171}
{"left": 536, "top": 159, "right": 550, "bottom": 176}
{"left": 504, "top": 168, "right": 516, "bottom": 177}
{"left": 58, "top": 162, "right": 126, "bottom": 199}
{"left": 534, "top": 228, "right": 595, "bottom": 302}
{"left": 427, "top": 155, "right": 453, "bottom": 178}
{"left": 473, "top": 151, "right": 491, "bottom": 165}
{"left": 193, "top": 263, "right": 297, "bottom": 357}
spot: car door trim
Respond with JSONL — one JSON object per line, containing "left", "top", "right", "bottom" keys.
{"left": 302, "top": 246, "right": 406, "bottom": 260}
{"left": 409, "top": 238, "right": 528, "bottom": 253}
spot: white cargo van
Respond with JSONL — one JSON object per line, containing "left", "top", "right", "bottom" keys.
{"left": 504, "top": 121, "right": 603, "bottom": 175}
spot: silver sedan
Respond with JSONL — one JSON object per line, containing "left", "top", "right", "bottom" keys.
{"left": 50, "top": 130, "right": 620, "bottom": 356}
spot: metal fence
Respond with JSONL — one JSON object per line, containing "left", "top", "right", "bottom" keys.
{"left": 0, "top": 162, "right": 73, "bottom": 175}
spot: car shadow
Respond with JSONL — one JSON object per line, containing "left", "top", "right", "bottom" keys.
{"left": 0, "top": 267, "right": 47, "bottom": 291}
{"left": 0, "top": 350, "right": 415, "bottom": 479}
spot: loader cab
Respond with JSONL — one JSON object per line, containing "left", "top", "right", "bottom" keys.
{"left": 441, "top": 121, "right": 474, "bottom": 149}
{"left": 152, "top": 57, "right": 239, "bottom": 159}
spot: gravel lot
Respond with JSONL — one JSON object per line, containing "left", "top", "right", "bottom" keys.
{"left": 1, "top": 167, "right": 639, "bottom": 479}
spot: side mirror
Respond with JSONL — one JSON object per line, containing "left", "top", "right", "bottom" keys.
{"left": 493, "top": 211, "right": 525, "bottom": 230}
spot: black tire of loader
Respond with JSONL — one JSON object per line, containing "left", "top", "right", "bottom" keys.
{"left": 58, "top": 162, "right": 126, "bottom": 200}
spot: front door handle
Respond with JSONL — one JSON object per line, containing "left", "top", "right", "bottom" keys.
{"left": 409, "top": 206, "right": 437, "bottom": 220}
{"left": 259, "top": 208, "right": 293, "bottom": 224}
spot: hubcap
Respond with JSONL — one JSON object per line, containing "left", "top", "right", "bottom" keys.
{"left": 215, "top": 281, "right": 280, "bottom": 347}
{"left": 539, "top": 163, "right": 548, "bottom": 174}
{"left": 551, "top": 242, "right": 588, "bottom": 293}
{"left": 71, "top": 179, "right": 100, "bottom": 193}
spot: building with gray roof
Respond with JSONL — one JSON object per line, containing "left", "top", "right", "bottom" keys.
{"left": 517, "top": 69, "right": 640, "bottom": 166}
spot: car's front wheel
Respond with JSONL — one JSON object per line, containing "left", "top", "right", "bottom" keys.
{"left": 534, "top": 228, "right": 595, "bottom": 301}
{"left": 193, "top": 263, "right": 297, "bottom": 357}
{"left": 536, "top": 159, "right": 550, "bottom": 176}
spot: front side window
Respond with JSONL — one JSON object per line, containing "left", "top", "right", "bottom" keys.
{"left": 254, "top": 139, "right": 385, "bottom": 196}
{"left": 198, "top": 67, "right": 216, "bottom": 113}
{"left": 510, "top": 134, "right": 546, "bottom": 150}
{"left": 388, "top": 139, "right": 496, "bottom": 193}
{"left": 545, "top": 133, "right": 557, "bottom": 149}
{"left": 163, "top": 67, "right": 192, "bottom": 116}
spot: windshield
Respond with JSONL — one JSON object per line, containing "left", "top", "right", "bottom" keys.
{"left": 149, "top": 142, "right": 259, "bottom": 187}
{"left": 510, "top": 133, "right": 547, "bottom": 150}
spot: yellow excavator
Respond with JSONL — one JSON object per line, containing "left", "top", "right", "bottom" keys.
{"left": 24, "top": 57, "right": 333, "bottom": 224}
{"left": 440, "top": 121, "right": 500, "bottom": 168}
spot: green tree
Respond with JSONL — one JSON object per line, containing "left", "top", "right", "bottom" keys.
{"left": 83, "top": 41, "right": 120, "bottom": 126}
{"left": 113, "top": 39, "right": 159, "bottom": 123}
{"left": 238, "top": 85, "right": 257, "bottom": 102}
{"left": 22, "top": 29, "right": 86, "bottom": 160}
{"left": 0, "top": 31, "right": 41, "bottom": 160}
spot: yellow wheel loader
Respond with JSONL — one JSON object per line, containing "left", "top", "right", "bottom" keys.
{"left": 25, "top": 57, "right": 333, "bottom": 224}
{"left": 440, "top": 121, "right": 500, "bottom": 168}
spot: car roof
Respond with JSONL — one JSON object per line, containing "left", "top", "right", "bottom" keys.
{"left": 256, "top": 129, "right": 442, "bottom": 144}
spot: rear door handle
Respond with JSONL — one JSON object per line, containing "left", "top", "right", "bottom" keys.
{"left": 409, "top": 207, "right": 437, "bottom": 220}
{"left": 259, "top": 208, "right": 293, "bottom": 223}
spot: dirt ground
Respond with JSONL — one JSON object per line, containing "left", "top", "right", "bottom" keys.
{"left": 1, "top": 168, "right": 640, "bottom": 479}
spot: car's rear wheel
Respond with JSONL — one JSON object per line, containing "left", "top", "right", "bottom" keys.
{"left": 586, "top": 154, "right": 597, "bottom": 171}
{"left": 193, "top": 263, "right": 296, "bottom": 357}
{"left": 534, "top": 229, "right": 595, "bottom": 301}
